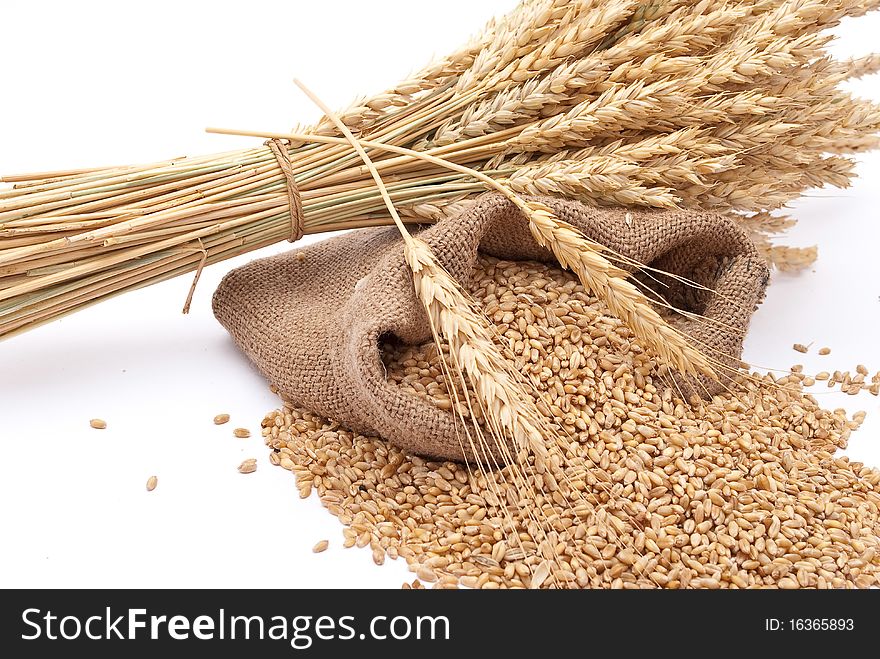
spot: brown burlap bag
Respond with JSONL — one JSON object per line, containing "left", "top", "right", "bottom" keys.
{"left": 213, "top": 194, "right": 768, "bottom": 461}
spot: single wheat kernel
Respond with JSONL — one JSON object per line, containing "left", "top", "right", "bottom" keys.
{"left": 89, "top": 419, "right": 107, "bottom": 430}
{"left": 214, "top": 414, "right": 230, "bottom": 425}
{"left": 416, "top": 567, "right": 437, "bottom": 583}
{"left": 815, "top": 372, "right": 830, "bottom": 381}
{"left": 793, "top": 343, "right": 808, "bottom": 353}
{"left": 819, "top": 347, "right": 831, "bottom": 355}
{"left": 313, "top": 540, "right": 329, "bottom": 553}
{"left": 146, "top": 475, "right": 158, "bottom": 492}
{"left": 234, "top": 428, "right": 251, "bottom": 439}
{"left": 238, "top": 458, "right": 257, "bottom": 474}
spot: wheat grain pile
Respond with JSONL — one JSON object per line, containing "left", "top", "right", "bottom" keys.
{"left": 261, "top": 255, "right": 878, "bottom": 589}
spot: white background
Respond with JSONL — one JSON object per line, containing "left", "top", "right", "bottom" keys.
{"left": 0, "top": 1, "right": 878, "bottom": 589}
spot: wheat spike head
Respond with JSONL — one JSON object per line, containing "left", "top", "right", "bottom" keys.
{"left": 518, "top": 200, "right": 716, "bottom": 379}
{"left": 404, "top": 236, "right": 549, "bottom": 464}
{"left": 295, "top": 79, "right": 552, "bottom": 468}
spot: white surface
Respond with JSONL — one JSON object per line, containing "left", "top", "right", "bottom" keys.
{"left": 0, "top": 1, "right": 878, "bottom": 589}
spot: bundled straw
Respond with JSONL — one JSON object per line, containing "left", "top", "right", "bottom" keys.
{"left": 2, "top": 0, "right": 878, "bottom": 347}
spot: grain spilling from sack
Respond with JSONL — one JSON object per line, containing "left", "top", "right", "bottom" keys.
{"left": 262, "top": 256, "right": 879, "bottom": 589}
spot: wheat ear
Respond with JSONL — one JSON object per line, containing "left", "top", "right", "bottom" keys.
{"left": 404, "top": 239, "right": 550, "bottom": 462}
{"left": 293, "top": 80, "right": 550, "bottom": 463}
{"left": 516, "top": 200, "right": 715, "bottom": 379}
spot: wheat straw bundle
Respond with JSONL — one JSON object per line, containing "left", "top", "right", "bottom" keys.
{"left": 1, "top": 0, "right": 878, "bottom": 351}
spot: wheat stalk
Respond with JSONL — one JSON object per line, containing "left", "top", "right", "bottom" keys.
{"left": 295, "top": 79, "right": 554, "bottom": 462}
{"left": 406, "top": 239, "right": 550, "bottom": 461}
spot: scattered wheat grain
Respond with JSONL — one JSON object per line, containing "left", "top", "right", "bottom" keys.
{"left": 264, "top": 257, "right": 878, "bottom": 589}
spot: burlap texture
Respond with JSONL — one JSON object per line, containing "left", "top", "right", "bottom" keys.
{"left": 213, "top": 194, "right": 768, "bottom": 461}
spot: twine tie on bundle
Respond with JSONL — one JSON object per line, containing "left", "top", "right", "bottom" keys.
{"left": 266, "top": 138, "right": 305, "bottom": 243}
{"left": 178, "top": 140, "right": 303, "bottom": 315}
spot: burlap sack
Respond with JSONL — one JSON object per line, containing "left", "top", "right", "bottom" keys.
{"left": 213, "top": 194, "right": 768, "bottom": 461}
